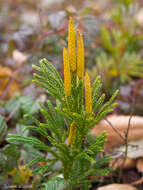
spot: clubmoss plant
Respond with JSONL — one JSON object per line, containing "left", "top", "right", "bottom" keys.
{"left": 7, "top": 18, "right": 118, "bottom": 190}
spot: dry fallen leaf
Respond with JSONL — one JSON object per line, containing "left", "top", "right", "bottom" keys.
{"left": 0, "top": 66, "right": 21, "bottom": 99}
{"left": 136, "top": 8, "right": 143, "bottom": 26}
{"left": 110, "top": 157, "right": 136, "bottom": 170}
{"left": 92, "top": 115, "right": 143, "bottom": 171}
{"left": 136, "top": 158, "right": 143, "bottom": 173}
{"left": 13, "top": 50, "right": 27, "bottom": 64}
{"left": 108, "top": 139, "right": 143, "bottom": 170}
{"left": 0, "top": 66, "right": 13, "bottom": 77}
{"left": 117, "top": 139, "right": 143, "bottom": 159}
{"left": 97, "top": 184, "right": 138, "bottom": 190}
{"left": 92, "top": 115, "right": 143, "bottom": 152}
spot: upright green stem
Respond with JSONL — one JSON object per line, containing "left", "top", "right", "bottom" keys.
{"left": 72, "top": 72, "right": 78, "bottom": 112}
{"left": 78, "top": 80, "right": 83, "bottom": 114}
{"left": 72, "top": 72, "right": 77, "bottom": 87}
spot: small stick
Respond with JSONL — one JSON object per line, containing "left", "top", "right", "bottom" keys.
{"left": 104, "top": 118, "right": 125, "bottom": 142}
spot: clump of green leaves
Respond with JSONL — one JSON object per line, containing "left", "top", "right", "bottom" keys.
{"left": 7, "top": 19, "right": 118, "bottom": 190}
{"left": 0, "top": 115, "right": 20, "bottom": 184}
{"left": 87, "top": 0, "right": 143, "bottom": 94}
{"left": 89, "top": 23, "right": 143, "bottom": 94}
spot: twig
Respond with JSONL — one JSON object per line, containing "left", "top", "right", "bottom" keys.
{"left": 125, "top": 113, "right": 133, "bottom": 156}
{"left": 104, "top": 118, "right": 125, "bottom": 142}
{"left": 105, "top": 118, "right": 136, "bottom": 148}
{"left": 104, "top": 105, "right": 135, "bottom": 183}
{"left": 118, "top": 97, "right": 134, "bottom": 182}
{"left": 104, "top": 118, "right": 125, "bottom": 183}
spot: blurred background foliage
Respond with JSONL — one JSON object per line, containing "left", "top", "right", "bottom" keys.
{"left": 1, "top": 0, "right": 143, "bottom": 188}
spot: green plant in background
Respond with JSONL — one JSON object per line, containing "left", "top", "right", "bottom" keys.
{"left": 7, "top": 18, "right": 118, "bottom": 190}
{"left": 87, "top": 0, "right": 143, "bottom": 94}
{"left": 0, "top": 115, "right": 20, "bottom": 185}
{"left": 112, "top": 0, "right": 133, "bottom": 10}
{"left": 89, "top": 23, "right": 143, "bottom": 94}
{"left": 0, "top": 98, "right": 42, "bottom": 187}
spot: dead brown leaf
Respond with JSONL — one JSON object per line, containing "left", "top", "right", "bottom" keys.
{"left": 136, "top": 158, "right": 143, "bottom": 173}
{"left": 13, "top": 50, "right": 27, "bottom": 64}
{"left": 0, "top": 66, "right": 13, "bottom": 77}
{"left": 92, "top": 115, "right": 143, "bottom": 152}
{"left": 110, "top": 157, "right": 136, "bottom": 170}
{"left": 136, "top": 8, "right": 143, "bottom": 26}
{"left": 0, "top": 66, "right": 21, "bottom": 99}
